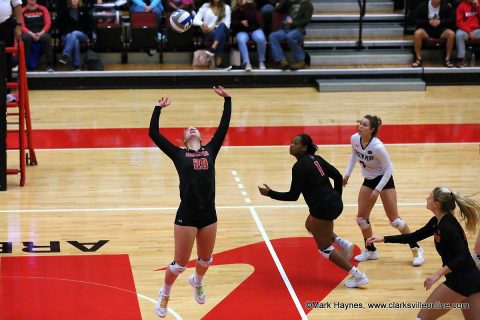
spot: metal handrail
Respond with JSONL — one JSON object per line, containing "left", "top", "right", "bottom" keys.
{"left": 357, "top": 0, "right": 367, "bottom": 49}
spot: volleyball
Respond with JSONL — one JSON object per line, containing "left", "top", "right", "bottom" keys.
{"left": 169, "top": 9, "right": 193, "bottom": 33}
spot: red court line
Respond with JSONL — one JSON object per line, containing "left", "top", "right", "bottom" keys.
{"left": 6, "top": 124, "right": 479, "bottom": 149}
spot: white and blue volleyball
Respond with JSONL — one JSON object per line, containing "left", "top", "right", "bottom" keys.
{"left": 170, "top": 9, "right": 193, "bottom": 33}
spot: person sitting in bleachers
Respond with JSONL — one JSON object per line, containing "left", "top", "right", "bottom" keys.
{"left": 167, "top": 0, "right": 196, "bottom": 14}
{"left": 455, "top": 0, "right": 480, "bottom": 66}
{"left": 254, "top": 0, "right": 277, "bottom": 35}
{"left": 193, "top": 0, "right": 231, "bottom": 68}
{"left": 412, "top": 0, "right": 456, "bottom": 67}
{"left": 21, "top": 0, "right": 54, "bottom": 71}
{"left": 130, "top": 0, "right": 163, "bottom": 25}
{"left": 231, "top": 0, "right": 266, "bottom": 70}
{"left": 58, "top": 0, "right": 92, "bottom": 71}
{"left": 268, "top": 0, "right": 312, "bottom": 70}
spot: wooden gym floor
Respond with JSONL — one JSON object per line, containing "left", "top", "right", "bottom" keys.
{"left": 0, "top": 86, "right": 479, "bottom": 319}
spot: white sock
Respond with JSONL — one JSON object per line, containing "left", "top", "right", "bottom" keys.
{"left": 162, "top": 283, "right": 172, "bottom": 296}
{"left": 348, "top": 267, "right": 363, "bottom": 278}
{"left": 194, "top": 273, "right": 204, "bottom": 285}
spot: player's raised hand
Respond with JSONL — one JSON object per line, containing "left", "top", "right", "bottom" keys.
{"left": 258, "top": 184, "right": 271, "bottom": 196}
{"left": 213, "top": 86, "right": 230, "bottom": 97}
{"left": 157, "top": 97, "right": 171, "bottom": 108}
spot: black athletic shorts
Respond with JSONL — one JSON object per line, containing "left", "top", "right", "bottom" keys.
{"left": 362, "top": 175, "right": 395, "bottom": 190}
{"left": 175, "top": 201, "right": 217, "bottom": 228}
{"left": 310, "top": 197, "right": 343, "bottom": 221}
{"left": 444, "top": 268, "right": 480, "bottom": 297}
{"left": 420, "top": 26, "right": 449, "bottom": 39}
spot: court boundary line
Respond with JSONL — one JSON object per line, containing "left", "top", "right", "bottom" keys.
{"left": 0, "top": 202, "right": 427, "bottom": 214}
{"left": 25, "top": 141, "right": 480, "bottom": 152}
{"left": 231, "top": 170, "right": 308, "bottom": 320}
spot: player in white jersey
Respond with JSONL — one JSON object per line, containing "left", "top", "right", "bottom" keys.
{"left": 343, "top": 115, "right": 424, "bottom": 266}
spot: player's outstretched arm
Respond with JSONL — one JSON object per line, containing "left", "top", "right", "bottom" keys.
{"left": 210, "top": 86, "right": 232, "bottom": 154}
{"left": 149, "top": 97, "right": 178, "bottom": 159}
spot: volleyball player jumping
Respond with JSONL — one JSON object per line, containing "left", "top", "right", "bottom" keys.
{"left": 343, "top": 115, "right": 425, "bottom": 266}
{"left": 368, "top": 187, "right": 480, "bottom": 320}
{"left": 259, "top": 134, "right": 369, "bottom": 288}
{"left": 149, "top": 86, "right": 231, "bottom": 318}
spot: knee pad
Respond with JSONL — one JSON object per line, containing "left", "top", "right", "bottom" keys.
{"left": 197, "top": 256, "right": 213, "bottom": 268}
{"left": 356, "top": 217, "right": 371, "bottom": 230}
{"left": 168, "top": 261, "right": 186, "bottom": 275}
{"left": 319, "top": 245, "right": 335, "bottom": 259}
{"left": 390, "top": 217, "right": 406, "bottom": 231}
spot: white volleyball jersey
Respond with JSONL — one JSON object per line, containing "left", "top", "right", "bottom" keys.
{"left": 345, "top": 133, "right": 394, "bottom": 191}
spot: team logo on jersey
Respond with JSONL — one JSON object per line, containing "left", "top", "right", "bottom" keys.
{"left": 354, "top": 150, "right": 374, "bottom": 161}
{"left": 185, "top": 150, "right": 210, "bottom": 157}
{"left": 434, "top": 232, "right": 441, "bottom": 243}
{"left": 368, "top": 151, "right": 372, "bottom": 154}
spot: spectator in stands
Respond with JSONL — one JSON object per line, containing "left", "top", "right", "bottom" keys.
{"left": 412, "top": 0, "right": 456, "bottom": 67}
{"left": 232, "top": 0, "right": 266, "bottom": 70}
{"left": 58, "top": 0, "right": 91, "bottom": 71}
{"left": 268, "top": 0, "right": 313, "bottom": 70}
{"left": 193, "top": 0, "right": 232, "bottom": 68}
{"left": 255, "top": 0, "right": 278, "bottom": 34}
{"left": 167, "top": 0, "right": 196, "bottom": 13}
{"left": 0, "top": 0, "right": 23, "bottom": 102}
{"left": 455, "top": 0, "right": 480, "bottom": 66}
{"left": 21, "top": 0, "right": 54, "bottom": 71}
{"left": 130, "top": 0, "right": 164, "bottom": 25}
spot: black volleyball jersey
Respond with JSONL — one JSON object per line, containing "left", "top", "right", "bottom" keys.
{"left": 268, "top": 154, "right": 343, "bottom": 214}
{"left": 385, "top": 214, "right": 477, "bottom": 274}
{"left": 149, "top": 97, "right": 231, "bottom": 210}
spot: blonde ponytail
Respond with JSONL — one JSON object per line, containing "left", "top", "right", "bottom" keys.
{"left": 433, "top": 187, "right": 480, "bottom": 234}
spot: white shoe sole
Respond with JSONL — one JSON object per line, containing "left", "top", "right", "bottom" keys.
{"left": 344, "top": 276, "right": 369, "bottom": 288}
{"left": 354, "top": 252, "right": 378, "bottom": 262}
{"left": 155, "top": 308, "right": 167, "bottom": 318}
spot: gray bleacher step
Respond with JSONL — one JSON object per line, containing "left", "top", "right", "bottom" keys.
{"left": 306, "top": 23, "right": 404, "bottom": 39}
{"left": 311, "top": 13, "right": 404, "bottom": 22}
{"left": 308, "top": 49, "right": 413, "bottom": 65}
{"left": 316, "top": 78, "right": 426, "bottom": 92}
{"left": 304, "top": 39, "right": 413, "bottom": 49}
{"left": 312, "top": 0, "right": 394, "bottom": 12}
